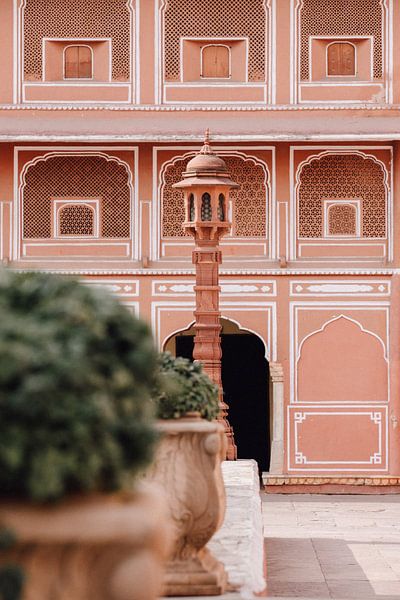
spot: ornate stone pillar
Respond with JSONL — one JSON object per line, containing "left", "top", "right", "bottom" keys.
{"left": 173, "top": 131, "right": 238, "bottom": 459}
{"left": 192, "top": 238, "right": 235, "bottom": 459}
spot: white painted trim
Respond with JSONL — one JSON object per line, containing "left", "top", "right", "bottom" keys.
{"left": 151, "top": 300, "right": 276, "bottom": 361}
{"left": 3, "top": 133, "right": 400, "bottom": 143}
{"left": 324, "top": 199, "right": 361, "bottom": 238}
{"left": 53, "top": 198, "right": 99, "bottom": 238}
{"left": 287, "top": 404, "right": 388, "bottom": 471}
{"left": 82, "top": 278, "right": 139, "bottom": 297}
{"left": 23, "top": 82, "right": 129, "bottom": 87}
{"left": 290, "top": 280, "right": 391, "bottom": 297}
{"left": 133, "top": 0, "right": 139, "bottom": 104}
{"left": 297, "top": 313, "right": 388, "bottom": 362}
{"left": 289, "top": 301, "right": 390, "bottom": 406}
{"left": 151, "top": 278, "right": 277, "bottom": 297}
{"left": 268, "top": 0, "right": 275, "bottom": 104}
{"left": 7, "top": 267, "right": 395, "bottom": 276}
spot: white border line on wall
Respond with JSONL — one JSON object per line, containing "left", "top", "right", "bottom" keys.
{"left": 287, "top": 404, "right": 388, "bottom": 471}
{"left": 289, "top": 300, "right": 390, "bottom": 406}
{"left": 151, "top": 299, "right": 277, "bottom": 361}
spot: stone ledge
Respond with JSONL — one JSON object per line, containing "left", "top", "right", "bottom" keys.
{"left": 263, "top": 475, "right": 400, "bottom": 486}
{"left": 263, "top": 474, "right": 400, "bottom": 494}
{"left": 208, "top": 460, "right": 266, "bottom": 599}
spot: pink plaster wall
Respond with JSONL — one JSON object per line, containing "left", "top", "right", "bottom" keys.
{"left": 0, "top": 0, "right": 398, "bottom": 484}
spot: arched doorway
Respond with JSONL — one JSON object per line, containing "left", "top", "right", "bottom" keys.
{"left": 164, "top": 319, "right": 270, "bottom": 472}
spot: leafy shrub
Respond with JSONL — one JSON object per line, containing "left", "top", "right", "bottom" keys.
{"left": 0, "top": 270, "right": 159, "bottom": 502}
{"left": 0, "top": 528, "right": 24, "bottom": 600}
{"left": 154, "top": 352, "right": 219, "bottom": 421}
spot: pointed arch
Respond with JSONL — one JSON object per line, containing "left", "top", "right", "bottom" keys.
{"left": 297, "top": 315, "right": 388, "bottom": 403}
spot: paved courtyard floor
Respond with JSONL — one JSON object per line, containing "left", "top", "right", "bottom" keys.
{"left": 263, "top": 493, "right": 400, "bottom": 600}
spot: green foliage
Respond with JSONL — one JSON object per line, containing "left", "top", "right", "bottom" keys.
{"left": 0, "top": 528, "right": 24, "bottom": 600}
{"left": 154, "top": 352, "right": 219, "bottom": 421}
{"left": 0, "top": 530, "right": 16, "bottom": 553}
{"left": 0, "top": 564, "right": 24, "bottom": 600}
{"left": 0, "top": 270, "right": 159, "bottom": 502}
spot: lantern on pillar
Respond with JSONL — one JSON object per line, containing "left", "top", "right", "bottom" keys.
{"left": 173, "top": 130, "right": 239, "bottom": 459}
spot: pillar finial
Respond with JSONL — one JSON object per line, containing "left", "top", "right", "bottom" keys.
{"left": 200, "top": 128, "right": 212, "bottom": 155}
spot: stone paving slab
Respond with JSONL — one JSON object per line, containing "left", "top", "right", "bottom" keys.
{"left": 263, "top": 493, "right": 400, "bottom": 599}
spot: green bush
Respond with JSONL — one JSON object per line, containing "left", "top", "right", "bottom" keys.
{"left": 0, "top": 270, "right": 159, "bottom": 502}
{"left": 154, "top": 352, "right": 219, "bottom": 421}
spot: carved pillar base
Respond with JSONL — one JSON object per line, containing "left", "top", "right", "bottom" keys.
{"left": 164, "top": 548, "right": 228, "bottom": 596}
{"left": 0, "top": 488, "right": 171, "bottom": 600}
{"left": 222, "top": 420, "right": 237, "bottom": 460}
{"left": 269, "top": 362, "right": 284, "bottom": 474}
{"left": 146, "top": 416, "right": 228, "bottom": 597}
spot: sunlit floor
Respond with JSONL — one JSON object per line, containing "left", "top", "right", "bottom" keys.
{"left": 263, "top": 493, "right": 400, "bottom": 599}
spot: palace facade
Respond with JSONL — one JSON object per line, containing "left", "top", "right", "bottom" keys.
{"left": 1, "top": 0, "right": 400, "bottom": 491}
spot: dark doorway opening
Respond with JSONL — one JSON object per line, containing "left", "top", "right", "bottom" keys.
{"left": 174, "top": 324, "right": 270, "bottom": 472}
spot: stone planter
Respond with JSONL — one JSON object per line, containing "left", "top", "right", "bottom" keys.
{"left": 0, "top": 484, "right": 170, "bottom": 600}
{"left": 146, "top": 414, "right": 228, "bottom": 596}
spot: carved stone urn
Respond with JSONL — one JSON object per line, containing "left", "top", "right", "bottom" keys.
{"left": 146, "top": 413, "right": 228, "bottom": 596}
{"left": 0, "top": 484, "right": 171, "bottom": 600}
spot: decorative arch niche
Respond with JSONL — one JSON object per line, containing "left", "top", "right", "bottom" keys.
{"left": 160, "top": 152, "right": 270, "bottom": 256}
{"left": 294, "top": 151, "right": 389, "bottom": 260}
{"left": 18, "top": 151, "right": 134, "bottom": 261}
{"left": 297, "top": 315, "right": 388, "bottom": 403}
{"left": 297, "top": 0, "right": 384, "bottom": 81}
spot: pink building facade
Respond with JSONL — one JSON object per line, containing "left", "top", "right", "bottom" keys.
{"left": 1, "top": 0, "right": 400, "bottom": 491}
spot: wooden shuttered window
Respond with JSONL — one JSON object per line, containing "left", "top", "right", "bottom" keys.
{"left": 64, "top": 45, "right": 92, "bottom": 79}
{"left": 327, "top": 42, "right": 356, "bottom": 77}
{"left": 201, "top": 45, "right": 230, "bottom": 78}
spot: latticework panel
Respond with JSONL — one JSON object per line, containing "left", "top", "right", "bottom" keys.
{"left": 163, "top": 0, "right": 267, "bottom": 82}
{"left": 298, "top": 154, "right": 386, "bottom": 238}
{"left": 162, "top": 155, "right": 267, "bottom": 238}
{"left": 59, "top": 204, "right": 94, "bottom": 236}
{"left": 328, "top": 204, "right": 357, "bottom": 236}
{"left": 23, "top": 155, "right": 131, "bottom": 239}
{"left": 23, "top": 0, "right": 132, "bottom": 81}
{"left": 299, "top": 0, "right": 383, "bottom": 80}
